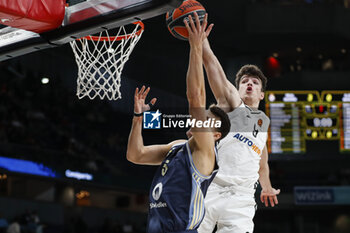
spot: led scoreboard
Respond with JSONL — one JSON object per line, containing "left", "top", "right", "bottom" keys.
{"left": 265, "top": 91, "right": 350, "bottom": 154}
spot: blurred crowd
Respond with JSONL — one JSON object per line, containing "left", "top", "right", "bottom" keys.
{"left": 0, "top": 63, "right": 135, "bottom": 178}
{"left": 0, "top": 211, "right": 145, "bottom": 233}
{"left": 0, "top": 210, "right": 42, "bottom": 233}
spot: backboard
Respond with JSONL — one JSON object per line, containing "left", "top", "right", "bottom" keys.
{"left": 0, "top": 0, "right": 182, "bottom": 61}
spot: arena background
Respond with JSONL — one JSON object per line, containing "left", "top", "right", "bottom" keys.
{"left": 0, "top": 0, "right": 350, "bottom": 232}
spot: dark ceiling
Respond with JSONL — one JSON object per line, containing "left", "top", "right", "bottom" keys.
{"left": 3, "top": 0, "right": 350, "bottom": 98}
{"left": 119, "top": 0, "right": 350, "bottom": 96}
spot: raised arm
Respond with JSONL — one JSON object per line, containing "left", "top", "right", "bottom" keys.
{"left": 126, "top": 86, "right": 185, "bottom": 165}
{"left": 259, "top": 145, "right": 281, "bottom": 207}
{"left": 202, "top": 38, "right": 241, "bottom": 110}
{"left": 184, "top": 13, "right": 216, "bottom": 176}
{"left": 185, "top": 14, "right": 209, "bottom": 113}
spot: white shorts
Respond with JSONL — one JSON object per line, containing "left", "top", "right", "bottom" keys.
{"left": 198, "top": 183, "right": 256, "bottom": 233}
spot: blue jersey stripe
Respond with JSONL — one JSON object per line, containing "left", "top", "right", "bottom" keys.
{"left": 189, "top": 186, "right": 200, "bottom": 229}
{"left": 188, "top": 179, "right": 200, "bottom": 229}
{"left": 187, "top": 176, "right": 207, "bottom": 229}
{"left": 196, "top": 192, "right": 204, "bottom": 229}
{"left": 187, "top": 173, "right": 196, "bottom": 229}
{"left": 195, "top": 186, "right": 201, "bottom": 227}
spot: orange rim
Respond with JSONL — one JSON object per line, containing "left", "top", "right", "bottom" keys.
{"left": 81, "top": 21, "right": 144, "bottom": 41}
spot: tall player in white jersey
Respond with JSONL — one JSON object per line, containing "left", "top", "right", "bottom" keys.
{"left": 198, "top": 37, "right": 281, "bottom": 233}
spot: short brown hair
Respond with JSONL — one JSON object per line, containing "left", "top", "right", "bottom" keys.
{"left": 235, "top": 65, "right": 267, "bottom": 91}
{"left": 209, "top": 105, "right": 231, "bottom": 142}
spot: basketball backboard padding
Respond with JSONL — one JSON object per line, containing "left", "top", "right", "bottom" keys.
{"left": 0, "top": 27, "right": 53, "bottom": 60}
{"left": 45, "top": 0, "right": 182, "bottom": 45}
{"left": 0, "top": 0, "right": 65, "bottom": 33}
{"left": 0, "top": 0, "right": 182, "bottom": 61}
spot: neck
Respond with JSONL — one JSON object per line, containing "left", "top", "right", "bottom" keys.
{"left": 243, "top": 97, "right": 260, "bottom": 109}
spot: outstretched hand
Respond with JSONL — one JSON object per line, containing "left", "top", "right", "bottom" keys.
{"left": 184, "top": 12, "right": 213, "bottom": 46}
{"left": 260, "top": 188, "right": 281, "bottom": 207}
{"left": 134, "top": 86, "right": 157, "bottom": 114}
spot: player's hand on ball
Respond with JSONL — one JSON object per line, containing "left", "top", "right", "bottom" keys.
{"left": 260, "top": 188, "right": 280, "bottom": 207}
{"left": 184, "top": 12, "right": 213, "bottom": 45}
{"left": 134, "top": 86, "right": 157, "bottom": 114}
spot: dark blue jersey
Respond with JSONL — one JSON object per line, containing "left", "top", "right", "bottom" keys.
{"left": 147, "top": 142, "right": 218, "bottom": 233}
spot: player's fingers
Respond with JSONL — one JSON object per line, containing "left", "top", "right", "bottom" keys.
{"left": 139, "top": 85, "right": 145, "bottom": 98}
{"left": 150, "top": 98, "right": 157, "bottom": 105}
{"left": 140, "top": 85, "right": 146, "bottom": 93}
{"left": 275, "top": 189, "right": 281, "bottom": 195}
{"left": 194, "top": 12, "right": 201, "bottom": 31}
{"left": 260, "top": 194, "right": 264, "bottom": 203}
{"left": 188, "top": 15, "right": 196, "bottom": 33}
{"left": 142, "top": 87, "right": 150, "bottom": 98}
{"left": 264, "top": 196, "right": 268, "bottom": 207}
{"left": 134, "top": 87, "right": 139, "bottom": 98}
{"left": 205, "top": 23, "right": 214, "bottom": 37}
{"left": 273, "top": 195, "right": 279, "bottom": 205}
{"left": 269, "top": 196, "right": 275, "bottom": 207}
{"left": 184, "top": 19, "right": 192, "bottom": 34}
{"left": 202, "top": 13, "right": 208, "bottom": 31}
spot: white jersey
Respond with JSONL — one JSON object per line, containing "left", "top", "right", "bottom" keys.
{"left": 213, "top": 103, "right": 270, "bottom": 190}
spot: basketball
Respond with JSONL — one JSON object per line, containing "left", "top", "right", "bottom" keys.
{"left": 166, "top": 0, "right": 206, "bottom": 41}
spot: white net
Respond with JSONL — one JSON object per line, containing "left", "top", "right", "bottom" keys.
{"left": 70, "top": 22, "right": 144, "bottom": 100}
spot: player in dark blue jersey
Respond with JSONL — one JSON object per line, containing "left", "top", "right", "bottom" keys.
{"left": 126, "top": 13, "right": 230, "bottom": 233}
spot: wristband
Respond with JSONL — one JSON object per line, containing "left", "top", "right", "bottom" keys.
{"left": 134, "top": 112, "right": 143, "bottom": 117}
{"left": 134, "top": 102, "right": 154, "bottom": 117}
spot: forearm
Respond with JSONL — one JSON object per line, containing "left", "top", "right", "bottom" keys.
{"left": 203, "top": 39, "right": 226, "bottom": 79}
{"left": 202, "top": 39, "right": 240, "bottom": 108}
{"left": 203, "top": 39, "right": 226, "bottom": 85}
{"left": 259, "top": 165, "right": 273, "bottom": 190}
{"left": 126, "top": 117, "right": 144, "bottom": 162}
{"left": 186, "top": 44, "right": 205, "bottom": 108}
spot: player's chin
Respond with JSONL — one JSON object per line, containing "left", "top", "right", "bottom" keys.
{"left": 243, "top": 93, "right": 254, "bottom": 99}
{"left": 246, "top": 92, "right": 257, "bottom": 98}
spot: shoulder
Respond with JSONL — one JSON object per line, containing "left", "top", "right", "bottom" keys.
{"left": 164, "top": 140, "right": 186, "bottom": 155}
{"left": 225, "top": 102, "right": 250, "bottom": 119}
{"left": 168, "top": 139, "right": 187, "bottom": 149}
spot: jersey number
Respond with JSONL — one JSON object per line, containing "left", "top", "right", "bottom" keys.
{"left": 252, "top": 124, "right": 259, "bottom": 138}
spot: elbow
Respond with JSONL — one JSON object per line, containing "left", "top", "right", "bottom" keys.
{"left": 126, "top": 151, "right": 140, "bottom": 164}
{"left": 127, "top": 146, "right": 146, "bottom": 164}
{"left": 126, "top": 152, "right": 134, "bottom": 163}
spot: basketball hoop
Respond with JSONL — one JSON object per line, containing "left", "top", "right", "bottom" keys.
{"left": 70, "top": 21, "right": 144, "bottom": 100}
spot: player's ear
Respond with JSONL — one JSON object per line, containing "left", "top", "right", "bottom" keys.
{"left": 186, "top": 129, "right": 192, "bottom": 139}
{"left": 213, "top": 131, "right": 221, "bottom": 142}
{"left": 259, "top": 91, "right": 265, "bottom": 101}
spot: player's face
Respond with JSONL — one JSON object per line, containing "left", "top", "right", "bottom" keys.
{"left": 238, "top": 75, "right": 264, "bottom": 105}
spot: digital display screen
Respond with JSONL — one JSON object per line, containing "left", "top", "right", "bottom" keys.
{"left": 265, "top": 91, "right": 350, "bottom": 154}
